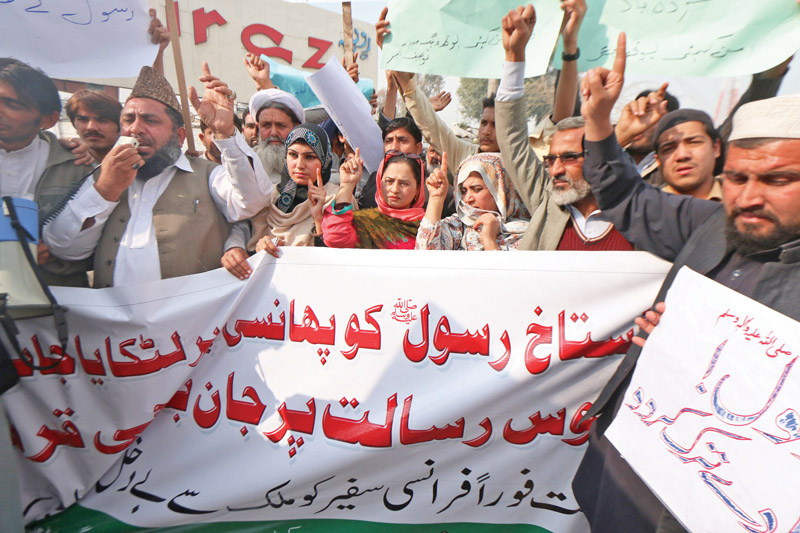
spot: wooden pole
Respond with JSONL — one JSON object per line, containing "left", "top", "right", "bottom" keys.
{"left": 164, "top": 0, "right": 196, "bottom": 153}
{"left": 342, "top": 2, "right": 355, "bottom": 68}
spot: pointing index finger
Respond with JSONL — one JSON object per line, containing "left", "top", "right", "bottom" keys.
{"left": 316, "top": 167, "right": 323, "bottom": 189}
{"left": 441, "top": 151, "right": 448, "bottom": 177}
{"left": 201, "top": 61, "right": 211, "bottom": 78}
{"left": 612, "top": 32, "right": 626, "bottom": 76}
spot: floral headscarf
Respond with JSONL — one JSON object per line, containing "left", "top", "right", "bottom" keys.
{"left": 454, "top": 152, "right": 529, "bottom": 232}
{"left": 275, "top": 123, "right": 332, "bottom": 213}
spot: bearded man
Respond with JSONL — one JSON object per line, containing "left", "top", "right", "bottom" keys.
{"left": 43, "top": 65, "right": 271, "bottom": 287}
{"left": 249, "top": 88, "right": 304, "bottom": 185}
{"left": 573, "top": 28, "right": 800, "bottom": 531}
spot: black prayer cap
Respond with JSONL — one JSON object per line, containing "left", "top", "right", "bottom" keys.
{"left": 654, "top": 109, "right": 718, "bottom": 150}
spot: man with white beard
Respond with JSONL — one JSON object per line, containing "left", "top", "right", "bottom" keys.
{"left": 220, "top": 88, "right": 305, "bottom": 278}
{"left": 249, "top": 88, "right": 304, "bottom": 185}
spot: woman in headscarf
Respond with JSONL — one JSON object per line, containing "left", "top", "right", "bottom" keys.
{"left": 321, "top": 149, "right": 425, "bottom": 249}
{"left": 248, "top": 123, "right": 338, "bottom": 253}
{"left": 416, "top": 152, "right": 530, "bottom": 251}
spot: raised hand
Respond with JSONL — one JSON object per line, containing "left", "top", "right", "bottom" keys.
{"left": 339, "top": 147, "right": 364, "bottom": 189}
{"left": 342, "top": 53, "right": 360, "bottom": 83}
{"left": 243, "top": 53, "right": 275, "bottom": 91}
{"left": 376, "top": 7, "right": 390, "bottom": 49}
{"left": 632, "top": 302, "right": 666, "bottom": 347}
{"left": 309, "top": 168, "right": 326, "bottom": 235}
{"left": 615, "top": 83, "right": 670, "bottom": 147}
{"left": 501, "top": 4, "right": 536, "bottom": 62}
{"left": 148, "top": 9, "right": 170, "bottom": 52}
{"left": 422, "top": 152, "right": 448, "bottom": 224}
{"left": 388, "top": 70, "right": 413, "bottom": 93}
{"left": 426, "top": 151, "right": 448, "bottom": 200}
{"left": 148, "top": 8, "right": 170, "bottom": 74}
{"left": 560, "top": 0, "right": 586, "bottom": 49}
{"left": 581, "top": 32, "right": 626, "bottom": 141}
{"left": 189, "top": 62, "right": 235, "bottom": 138}
{"left": 429, "top": 91, "right": 452, "bottom": 112}
{"left": 369, "top": 91, "right": 378, "bottom": 115}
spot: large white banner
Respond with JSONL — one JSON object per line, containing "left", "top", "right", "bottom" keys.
{"left": 608, "top": 268, "right": 800, "bottom": 533}
{"left": 0, "top": 0, "right": 157, "bottom": 78}
{"left": 5, "top": 249, "right": 669, "bottom": 531}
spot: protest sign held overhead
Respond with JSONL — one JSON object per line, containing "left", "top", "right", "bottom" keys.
{"left": 307, "top": 57, "right": 384, "bottom": 174}
{"left": 0, "top": 0, "right": 157, "bottom": 78}
{"left": 558, "top": 0, "right": 800, "bottom": 76}
{"left": 380, "top": 0, "right": 563, "bottom": 79}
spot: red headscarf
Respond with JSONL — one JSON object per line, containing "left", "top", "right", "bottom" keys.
{"left": 374, "top": 151, "right": 426, "bottom": 222}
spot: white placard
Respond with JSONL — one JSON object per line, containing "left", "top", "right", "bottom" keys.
{"left": 306, "top": 56, "right": 384, "bottom": 174}
{"left": 607, "top": 267, "right": 800, "bottom": 532}
{"left": 0, "top": 0, "right": 158, "bottom": 79}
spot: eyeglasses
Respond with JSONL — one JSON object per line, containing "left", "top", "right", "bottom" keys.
{"left": 385, "top": 150, "right": 422, "bottom": 161}
{"left": 542, "top": 151, "right": 585, "bottom": 168}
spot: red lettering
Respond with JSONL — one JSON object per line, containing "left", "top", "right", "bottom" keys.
{"left": 165, "top": 1, "right": 180, "bottom": 36}
{"left": 302, "top": 37, "right": 333, "bottom": 69}
{"left": 562, "top": 402, "right": 595, "bottom": 446}
{"left": 192, "top": 8, "right": 227, "bottom": 45}
{"left": 241, "top": 24, "right": 292, "bottom": 63}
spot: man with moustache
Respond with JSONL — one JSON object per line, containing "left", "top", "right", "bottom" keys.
{"left": 43, "top": 65, "right": 271, "bottom": 287}
{"left": 65, "top": 89, "right": 123, "bottom": 163}
{"left": 495, "top": 5, "right": 632, "bottom": 251}
{"left": 573, "top": 29, "right": 800, "bottom": 530}
{"left": 0, "top": 58, "right": 95, "bottom": 286}
{"left": 241, "top": 110, "right": 258, "bottom": 148}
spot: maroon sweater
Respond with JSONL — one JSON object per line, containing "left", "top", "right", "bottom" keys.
{"left": 557, "top": 220, "right": 634, "bottom": 251}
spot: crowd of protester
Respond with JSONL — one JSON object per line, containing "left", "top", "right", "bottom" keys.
{"left": 2, "top": 1, "right": 800, "bottom": 531}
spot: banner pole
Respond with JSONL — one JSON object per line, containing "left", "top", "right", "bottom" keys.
{"left": 164, "top": 0, "right": 196, "bottom": 153}
{"left": 342, "top": 2, "right": 354, "bottom": 68}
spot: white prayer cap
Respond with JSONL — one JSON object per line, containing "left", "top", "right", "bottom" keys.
{"left": 729, "top": 94, "right": 800, "bottom": 141}
{"left": 248, "top": 88, "right": 304, "bottom": 125}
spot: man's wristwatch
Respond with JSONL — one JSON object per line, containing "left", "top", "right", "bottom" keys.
{"left": 562, "top": 48, "right": 580, "bottom": 62}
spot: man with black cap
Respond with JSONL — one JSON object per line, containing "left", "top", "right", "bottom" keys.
{"left": 653, "top": 109, "right": 724, "bottom": 200}
{"left": 43, "top": 64, "right": 271, "bottom": 288}
{"left": 573, "top": 30, "right": 800, "bottom": 531}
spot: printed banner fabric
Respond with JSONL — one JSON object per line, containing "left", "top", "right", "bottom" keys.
{"left": 5, "top": 249, "right": 670, "bottom": 531}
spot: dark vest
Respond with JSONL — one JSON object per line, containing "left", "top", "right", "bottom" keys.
{"left": 93, "top": 157, "right": 232, "bottom": 288}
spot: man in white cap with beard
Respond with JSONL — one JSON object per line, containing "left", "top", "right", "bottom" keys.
{"left": 249, "top": 88, "right": 305, "bottom": 186}
{"left": 219, "top": 87, "right": 306, "bottom": 280}
{"left": 43, "top": 64, "right": 271, "bottom": 288}
{"left": 573, "top": 32, "right": 800, "bottom": 532}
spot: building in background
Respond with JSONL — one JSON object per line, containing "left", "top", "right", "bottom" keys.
{"left": 53, "top": 0, "right": 377, "bottom": 138}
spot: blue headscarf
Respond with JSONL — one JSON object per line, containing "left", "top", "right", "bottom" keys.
{"left": 276, "top": 123, "right": 332, "bottom": 213}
